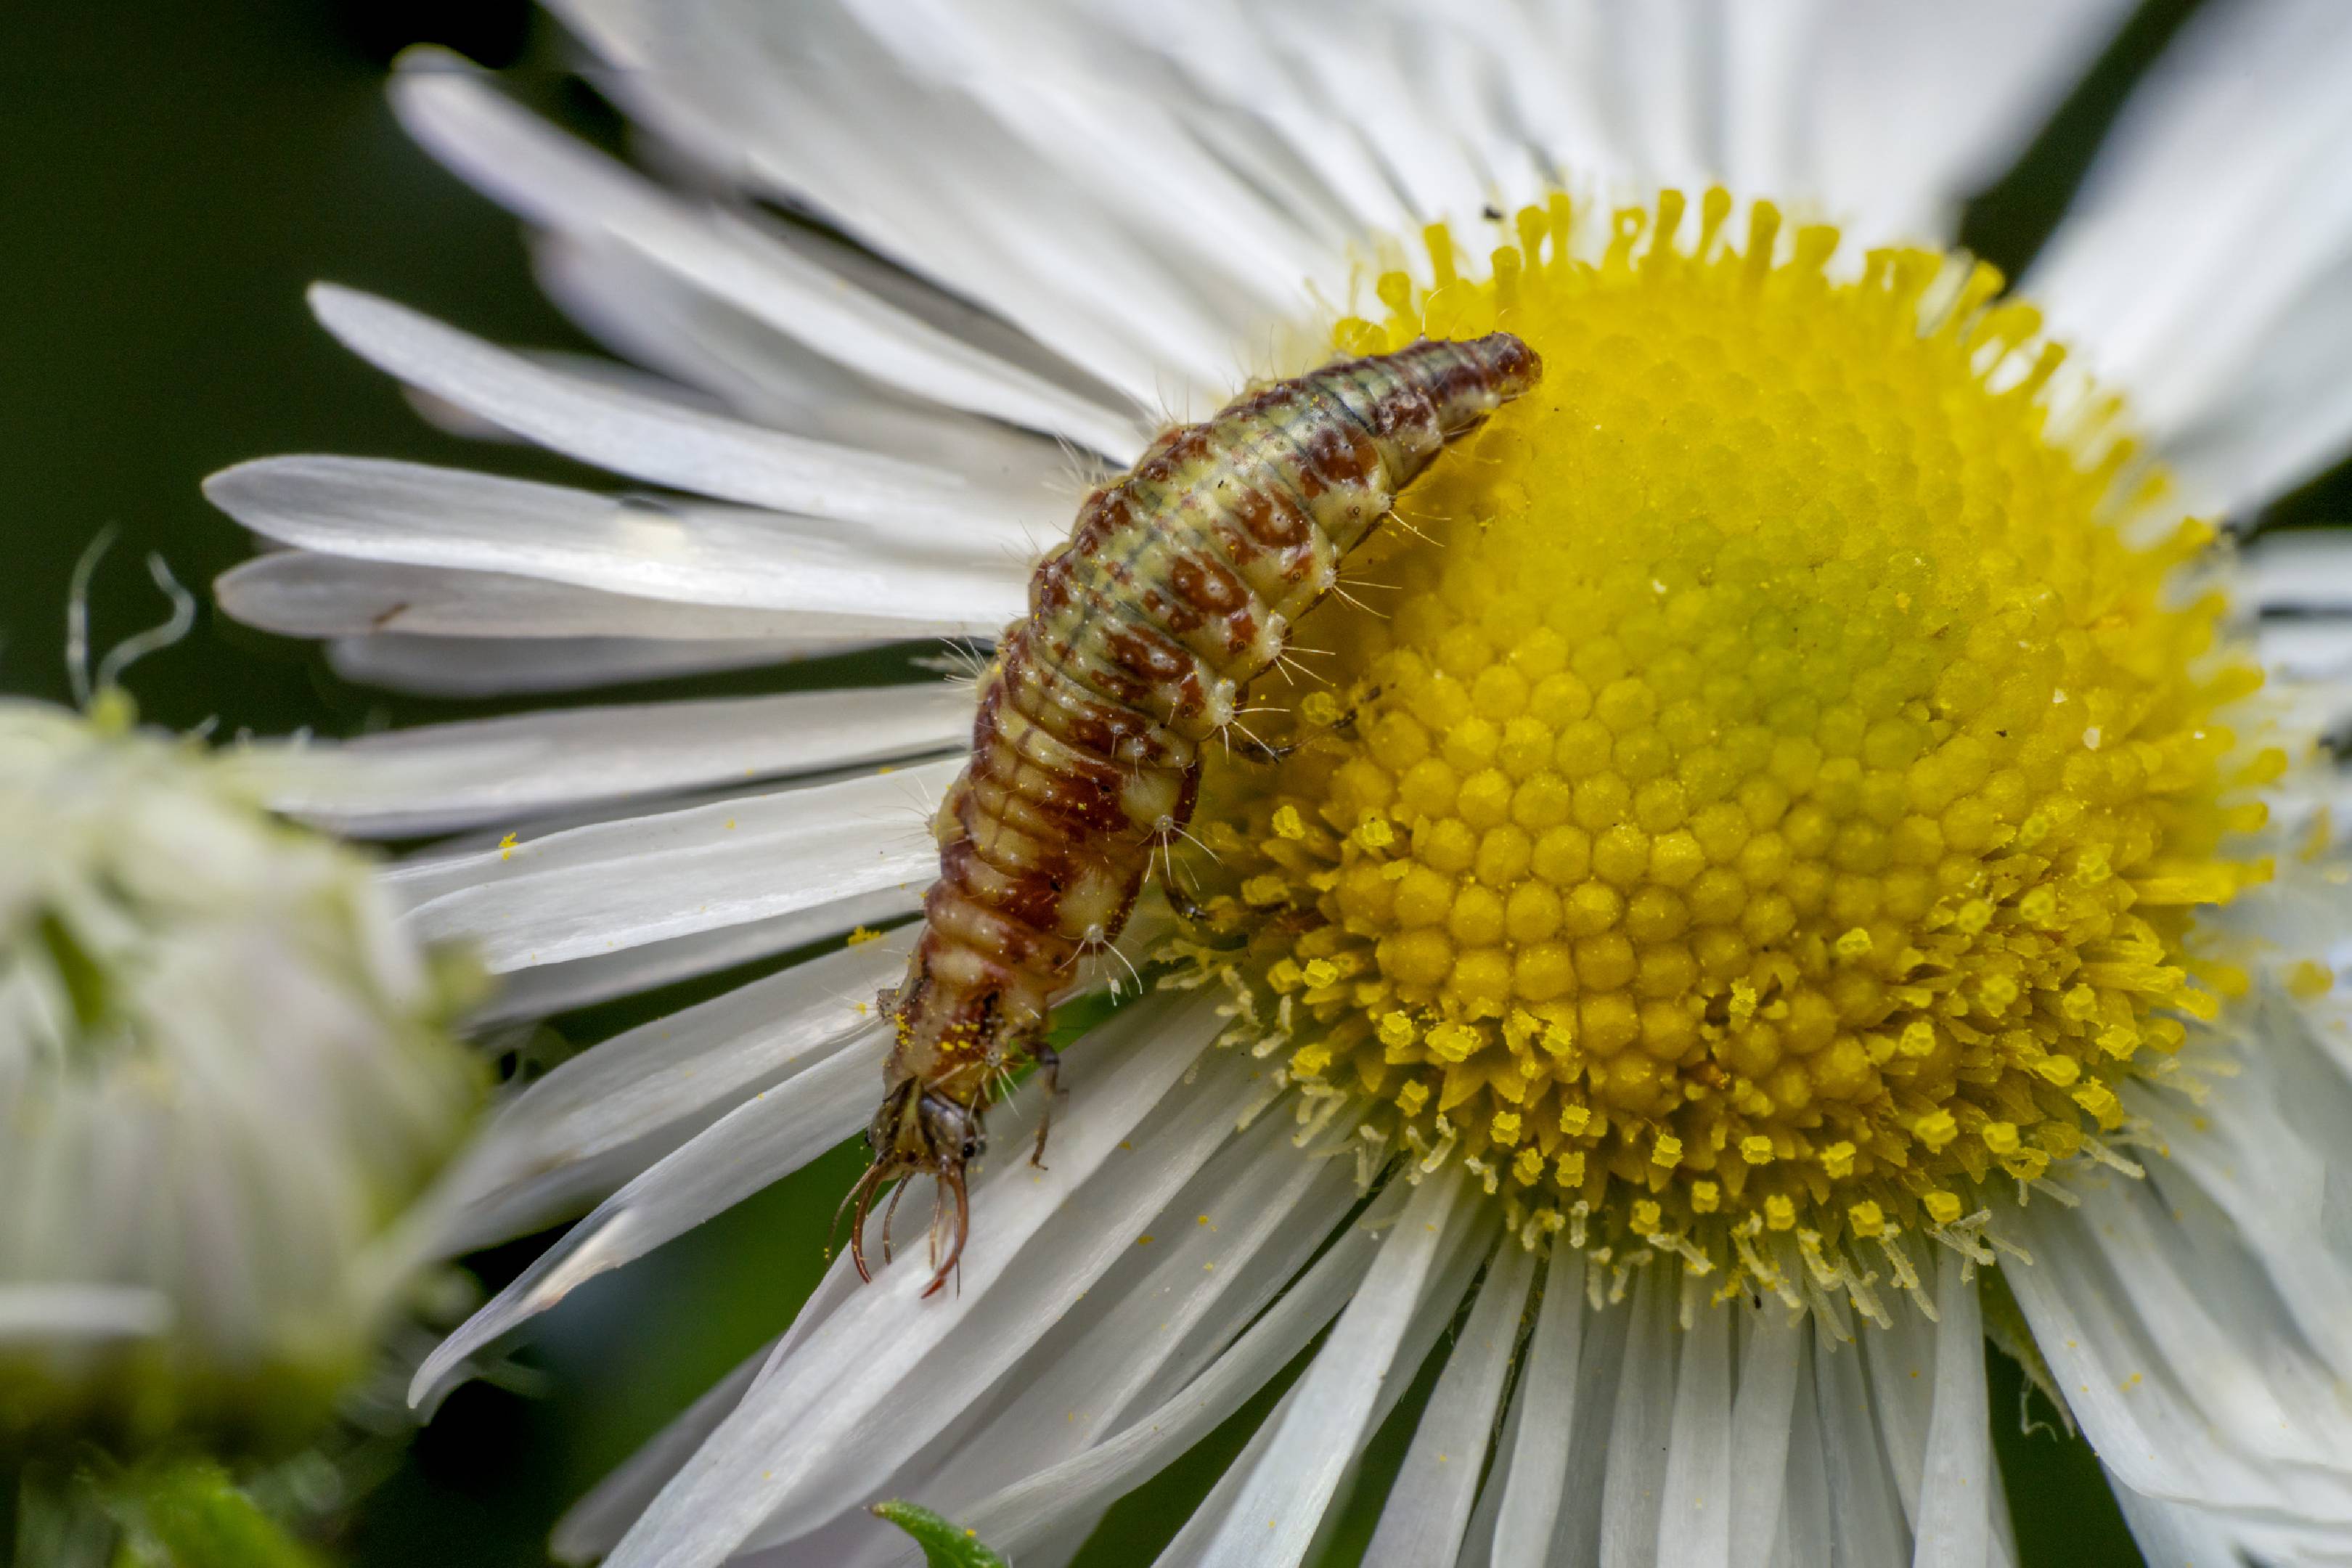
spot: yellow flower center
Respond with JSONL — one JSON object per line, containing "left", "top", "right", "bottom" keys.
{"left": 1171, "top": 192, "right": 2277, "bottom": 1299}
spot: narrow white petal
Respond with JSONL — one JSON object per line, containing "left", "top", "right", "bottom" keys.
{"left": 1161, "top": 1180, "right": 1496, "bottom": 1567}
{"left": 1655, "top": 1297, "right": 1734, "bottom": 1568}
{"left": 412, "top": 1032, "right": 883, "bottom": 1405}
{"left": 1862, "top": 1302, "right": 1937, "bottom": 1527}
{"left": 809, "top": 1137, "right": 1365, "bottom": 1568}
{"left": 234, "top": 682, "right": 970, "bottom": 837}
{"left": 743, "top": 1053, "right": 1268, "bottom": 1552}
{"left": 1194, "top": 1169, "right": 1476, "bottom": 1568}
{"left": 1800, "top": 1, "right": 2136, "bottom": 242}
{"left": 554, "top": 0, "right": 1258, "bottom": 412}
{"left": 306, "top": 285, "right": 1046, "bottom": 535}
{"left": 327, "top": 632, "right": 833, "bottom": 697}
{"left": 388, "top": 760, "right": 952, "bottom": 971}
{"left": 533, "top": 234, "right": 1084, "bottom": 490}
{"left": 1487, "top": 1251, "right": 1585, "bottom": 1567}
{"left": 0, "top": 1283, "right": 173, "bottom": 1340}
{"left": 1813, "top": 1336, "right": 1911, "bottom": 1564}
{"left": 962, "top": 1216, "right": 1376, "bottom": 1563}
{"left": 878, "top": 1111, "right": 1355, "bottom": 1540}
{"left": 2237, "top": 529, "right": 2352, "bottom": 613}
{"left": 2104, "top": 1476, "right": 2250, "bottom": 1568}
{"left": 2028, "top": 0, "right": 2352, "bottom": 487}
{"left": 600, "top": 992, "right": 1222, "bottom": 1568}
{"left": 1360, "top": 1240, "right": 1537, "bottom": 1568}
{"left": 1599, "top": 1270, "right": 1679, "bottom": 1568}
{"left": 435, "top": 936, "right": 905, "bottom": 1250}
{"left": 1911, "top": 1254, "right": 1993, "bottom": 1567}
{"left": 390, "top": 57, "right": 1148, "bottom": 461}
{"left": 1773, "top": 1350, "right": 1836, "bottom": 1568}
{"left": 216, "top": 552, "right": 859, "bottom": 642}
{"left": 470, "top": 889, "right": 918, "bottom": 1026}
{"left": 1726, "top": 1307, "right": 1805, "bottom": 1568}
{"left": 209, "top": 456, "right": 1032, "bottom": 632}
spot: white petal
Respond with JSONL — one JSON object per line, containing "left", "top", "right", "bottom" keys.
{"left": 600, "top": 992, "right": 1222, "bottom": 1568}
{"left": 957, "top": 1210, "right": 1381, "bottom": 1563}
{"left": 305, "top": 285, "right": 1046, "bottom": 536}
{"left": 2236, "top": 529, "right": 2352, "bottom": 613}
{"left": 208, "top": 457, "right": 1032, "bottom": 631}
{"left": 2028, "top": 0, "right": 2352, "bottom": 502}
{"left": 0, "top": 1283, "right": 173, "bottom": 1341}
{"left": 1727, "top": 1307, "right": 1805, "bottom": 1568}
{"left": 1486, "top": 1250, "right": 1585, "bottom": 1567}
{"left": 1861, "top": 1302, "right": 1937, "bottom": 1529}
{"left": 532, "top": 234, "right": 1084, "bottom": 489}
{"left": 555, "top": 0, "right": 1273, "bottom": 412}
{"left": 434, "top": 935, "right": 905, "bottom": 1251}
{"left": 1911, "top": 1253, "right": 1993, "bottom": 1567}
{"left": 326, "top": 632, "right": 832, "bottom": 697}
{"left": 387, "top": 760, "right": 952, "bottom": 971}
{"left": 1773, "top": 1349, "right": 1837, "bottom": 1568}
{"left": 234, "top": 682, "right": 970, "bottom": 837}
{"left": 470, "top": 889, "right": 918, "bottom": 1025}
{"left": 743, "top": 1052, "right": 1270, "bottom": 1552}
{"left": 1160, "top": 1177, "right": 1495, "bottom": 1567}
{"left": 1799, "top": 0, "right": 2137, "bottom": 242}
{"left": 1599, "top": 1269, "right": 1679, "bottom": 1568}
{"left": 390, "top": 54, "right": 1148, "bottom": 461}
{"left": 1193, "top": 1168, "right": 1479, "bottom": 1568}
{"left": 1813, "top": 1334, "right": 1911, "bottom": 1564}
{"left": 2104, "top": 1478, "right": 2250, "bottom": 1568}
{"left": 1361, "top": 1239, "right": 1537, "bottom": 1568}
{"left": 415, "top": 1033, "right": 883, "bottom": 1405}
{"left": 1655, "top": 1296, "right": 1734, "bottom": 1568}
{"left": 216, "top": 551, "right": 875, "bottom": 642}
{"left": 865, "top": 1110, "right": 1357, "bottom": 1546}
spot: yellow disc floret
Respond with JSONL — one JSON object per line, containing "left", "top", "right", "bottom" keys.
{"left": 1169, "top": 192, "right": 2275, "bottom": 1306}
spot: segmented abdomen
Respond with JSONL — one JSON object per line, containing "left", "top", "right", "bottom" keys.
{"left": 887, "top": 334, "right": 1543, "bottom": 1093}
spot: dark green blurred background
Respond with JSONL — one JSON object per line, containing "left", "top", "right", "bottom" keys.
{"left": 7, "top": 1, "right": 2348, "bottom": 1563}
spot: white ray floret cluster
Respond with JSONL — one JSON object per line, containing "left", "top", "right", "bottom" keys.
{"left": 0, "top": 695, "right": 479, "bottom": 1451}
{"left": 211, "top": 1, "right": 2352, "bottom": 1564}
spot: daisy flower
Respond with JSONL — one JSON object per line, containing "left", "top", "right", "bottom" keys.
{"left": 208, "top": 1, "right": 2352, "bottom": 1564}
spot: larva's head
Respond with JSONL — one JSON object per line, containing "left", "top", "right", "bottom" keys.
{"left": 1400, "top": 332, "right": 1545, "bottom": 438}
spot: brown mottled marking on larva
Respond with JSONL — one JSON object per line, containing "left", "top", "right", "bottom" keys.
{"left": 845, "top": 335, "right": 1543, "bottom": 1294}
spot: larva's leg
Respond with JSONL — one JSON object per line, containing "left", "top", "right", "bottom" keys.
{"left": 1161, "top": 878, "right": 1213, "bottom": 922}
{"left": 1222, "top": 680, "right": 1381, "bottom": 766}
{"left": 1228, "top": 731, "right": 1300, "bottom": 765}
{"left": 1029, "top": 1042, "right": 1063, "bottom": 1167}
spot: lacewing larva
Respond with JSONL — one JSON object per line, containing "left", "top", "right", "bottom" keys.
{"left": 848, "top": 333, "right": 1543, "bottom": 1294}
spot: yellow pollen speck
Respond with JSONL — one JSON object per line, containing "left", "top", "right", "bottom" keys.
{"left": 846, "top": 926, "right": 883, "bottom": 947}
{"left": 1168, "top": 189, "right": 2271, "bottom": 1294}
{"left": 497, "top": 831, "right": 519, "bottom": 860}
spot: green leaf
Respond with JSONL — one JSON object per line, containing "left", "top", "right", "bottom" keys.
{"left": 870, "top": 1501, "right": 1011, "bottom": 1567}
